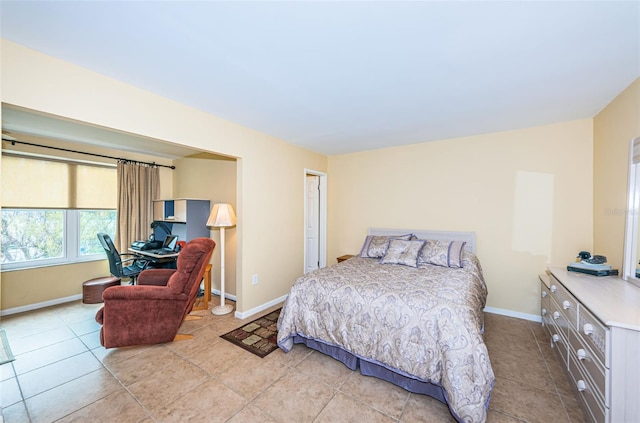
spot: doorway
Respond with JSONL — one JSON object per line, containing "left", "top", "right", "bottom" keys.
{"left": 304, "top": 170, "right": 327, "bottom": 273}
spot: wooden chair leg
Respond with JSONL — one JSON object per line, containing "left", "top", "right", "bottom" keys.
{"left": 173, "top": 334, "right": 194, "bottom": 341}
{"left": 184, "top": 315, "right": 202, "bottom": 321}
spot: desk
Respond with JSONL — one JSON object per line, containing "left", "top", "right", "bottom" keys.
{"left": 129, "top": 248, "right": 178, "bottom": 270}
{"left": 129, "top": 248, "right": 179, "bottom": 260}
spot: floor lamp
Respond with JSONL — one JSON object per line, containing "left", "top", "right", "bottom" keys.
{"left": 207, "top": 203, "right": 236, "bottom": 315}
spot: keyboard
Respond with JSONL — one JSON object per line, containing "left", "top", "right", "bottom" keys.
{"left": 148, "top": 249, "right": 175, "bottom": 255}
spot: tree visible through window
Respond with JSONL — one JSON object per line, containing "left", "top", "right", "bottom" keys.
{"left": 1, "top": 209, "right": 64, "bottom": 263}
{"left": 1, "top": 209, "right": 117, "bottom": 265}
{"left": 79, "top": 210, "right": 117, "bottom": 255}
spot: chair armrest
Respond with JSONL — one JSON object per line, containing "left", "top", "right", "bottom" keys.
{"left": 102, "top": 285, "right": 186, "bottom": 301}
{"left": 137, "top": 269, "right": 176, "bottom": 286}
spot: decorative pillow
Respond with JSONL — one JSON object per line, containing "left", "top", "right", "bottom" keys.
{"left": 418, "top": 240, "right": 467, "bottom": 268}
{"left": 380, "top": 239, "right": 425, "bottom": 267}
{"left": 358, "top": 234, "right": 413, "bottom": 258}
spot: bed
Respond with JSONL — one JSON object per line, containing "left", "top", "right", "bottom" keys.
{"left": 277, "top": 228, "right": 494, "bottom": 423}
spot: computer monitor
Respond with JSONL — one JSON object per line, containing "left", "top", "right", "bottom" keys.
{"left": 162, "top": 234, "right": 178, "bottom": 250}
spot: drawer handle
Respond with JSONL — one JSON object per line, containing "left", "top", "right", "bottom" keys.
{"left": 577, "top": 380, "right": 587, "bottom": 392}
{"left": 577, "top": 349, "right": 587, "bottom": 361}
{"left": 542, "top": 291, "right": 548, "bottom": 298}
{"left": 542, "top": 308, "right": 547, "bottom": 316}
{"left": 583, "top": 323, "right": 594, "bottom": 336}
{"left": 553, "top": 311, "right": 561, "bottom": 320}
{"left": 562, "top": 300, "right": 571, "bottom": 310}
{"left": 550, "top": 284, "right": 557, "bottom": 293}
{"left": 552, "top": 334, "right": 560, "bottom": 343}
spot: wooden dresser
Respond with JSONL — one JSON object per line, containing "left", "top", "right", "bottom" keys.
{"left": 540, "top": 268, "right": 640, "bottom": 423}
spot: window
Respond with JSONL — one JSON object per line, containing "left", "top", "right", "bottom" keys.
{"left": 1, "top": 209, "right": 117, "bottom": 269}
{"left": 1, "top": 154, "right": 117, "bottom": 270}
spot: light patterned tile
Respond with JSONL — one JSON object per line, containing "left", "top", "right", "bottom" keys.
{"left": 12, "top": 338, "right": 89, "bottom": 375}
{"left": 25, "top": 369, "right": 121, "bottom": 423}
{"left": 264, "top": 342, "right": 313, "bottom": 367}
{"left": 489, "top": 345, "right": 554, "bottom": 393}
{"left": 1, "top": 377, "right": 23, "bottom": 408}
{"left": 400, "top": 393, "right": 455, "bottom": 422}
{"left": 339, "top": 370, "right": 410, "bottom": 419}
{"left": 7, "top": 326, "right": 77, "bottom": 356}
{"left": 18, "top": 351, "right": 103, "bottom": 398}
{"left": 57, "top": 389, "right": 148, "bottom": 423}
{"left": 1, "top": 400, "right": 30, "bottom": 423}
{"left": 127, "top": 359, "right": 210, "bottom": 413}
{"left": 1, "top": 361, "right": 16, "bottom": 381}
{"left": 226, "top": 405, "right": 279, "bottom": 423}
{"left": 295, "top": 350, "right": 353, "bottom": 389}
{"left": 189, "top": 336, "right": 251, "bottom": 376}
{"left": 252, "top": 371, "right": 335, "bottom": 422}
{"left": 218, "top": 353, "right": 288, "bottom": 400}
{"left": 153, "top": 379, "right": 247, "bottom": 423}
{"left": 316, "top": 392, "right": 396, "bottom": 422}
{"left": 486, "top": 409, "right": 527, "bottom": 422}
{"left": 103, "top": 345, "right": 181, "bottom": 386}
{"left": 1, "top": 300, "right": 582, "bottom": 423}
{"left": 490, "top": 377, "right": 570, "bottom": 423}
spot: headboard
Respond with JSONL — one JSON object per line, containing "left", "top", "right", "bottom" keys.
{"left": 368, "top": 228, "right": 476, "bottom": 254}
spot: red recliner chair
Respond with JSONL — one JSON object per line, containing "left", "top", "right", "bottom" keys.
{"left": 95, "top": 238, "right": 215, "bottom": 348}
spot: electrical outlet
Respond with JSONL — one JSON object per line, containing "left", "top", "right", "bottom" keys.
{"left": 252, "top": 274, "right": 258, "bottom": 285}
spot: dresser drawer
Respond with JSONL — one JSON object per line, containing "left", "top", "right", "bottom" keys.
{"left": 577, "top": 305, "right": 609, "bottom": 367}
{"left": 569, "top": 330, "right": 607, "bottom": 405}
{"left": 548, "top": 321, "right": 568, "bottom": 366}
{"left": 568, "top": 352, "right": 607, "bottom": 423}
{"left": 541, "top": 282, "right": 551, "bottom": 326}
{"left": 548, "top": 295, "right": 571, "bottom": 339}
{"left": 549, "top": 275, "right": 578, "bottom": 330}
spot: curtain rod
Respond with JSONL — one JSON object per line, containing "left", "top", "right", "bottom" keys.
{"left": 1, "top": 135, "right": 176, "bottom": 170}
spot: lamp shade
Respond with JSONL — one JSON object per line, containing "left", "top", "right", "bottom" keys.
{"left": 207, "top": 203, "right": 236, "bottom": 228}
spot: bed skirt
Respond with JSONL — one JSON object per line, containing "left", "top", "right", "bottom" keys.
{"left": 291, "top": 334, "right": 459, "bottom": 421}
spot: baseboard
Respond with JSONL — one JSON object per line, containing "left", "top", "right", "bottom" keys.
{"left": 234, "top": 294, "right": 288, "bottom": 320}
{"left": 210, "top": 289, "right": 237, "bottom": 302}
{"left": 0, "top": 293, "right": 539, "bottom": 324}
{"left": 484, "top": 306, "right": 541, "bottom": 323}
{"left": 1, "top": 294, "right": 83, "bottom": 316}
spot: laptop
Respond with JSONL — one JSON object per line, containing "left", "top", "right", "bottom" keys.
{"left": 150, "top": 235, "right": 178, "bottom": 255}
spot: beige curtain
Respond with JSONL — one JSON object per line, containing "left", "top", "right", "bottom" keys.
{"left": 116, "top": 161, "right": 160, "bottom": 252}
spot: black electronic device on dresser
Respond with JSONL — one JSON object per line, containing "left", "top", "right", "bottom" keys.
{"left": 567, "top": 251, "right": 618, "bottom": 276}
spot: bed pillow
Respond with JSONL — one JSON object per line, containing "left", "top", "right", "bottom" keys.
{"left": 380, "top": 239, "right": 425, "bottom": 267}
{"left": 418, "top": 240, "right": 467, "bottom": 268}
{"left": 358, "top": 234, "right": 413, "bottom": 258}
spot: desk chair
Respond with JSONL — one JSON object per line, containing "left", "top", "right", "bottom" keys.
{"left": 97, "top": 233, "right": 150, "bottom": 284}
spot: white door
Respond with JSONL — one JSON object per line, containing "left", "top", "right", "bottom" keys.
{"left": 305, "top": 174, "right": 320, "bottom": 273}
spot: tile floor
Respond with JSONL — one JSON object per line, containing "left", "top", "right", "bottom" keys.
{"left": 0, "top": 299, "right": 586, "bottom": 423}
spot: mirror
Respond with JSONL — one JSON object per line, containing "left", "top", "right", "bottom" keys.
{"left": 623, "top": 137, "right": 640, "bottom": 288}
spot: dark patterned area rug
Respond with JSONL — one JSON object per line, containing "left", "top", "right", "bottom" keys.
{"left": 220, "top": 308, "right": 281, "bottom": 358}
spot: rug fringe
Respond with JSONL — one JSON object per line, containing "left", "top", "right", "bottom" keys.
{"left": 0, "top": 329, "right": 16, "bottom": 365}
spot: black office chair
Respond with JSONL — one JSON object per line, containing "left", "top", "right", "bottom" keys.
{"left": 97, "top": 233, "right": 150, "bottom": 284}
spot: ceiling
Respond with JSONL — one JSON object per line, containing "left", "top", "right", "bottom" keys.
{"left": 1, "top": 1, "right": 639, "bottom": 156}
{"left": 1, "top": 105, "right": 207, "bottom": 160}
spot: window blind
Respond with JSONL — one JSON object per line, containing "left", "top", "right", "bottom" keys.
{"left": 1, "top": 155, "right": 116, "bottom": 209}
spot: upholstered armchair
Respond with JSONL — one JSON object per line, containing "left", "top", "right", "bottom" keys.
{"left": 95, "top": 238, "right": 215, "bottom": 348}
